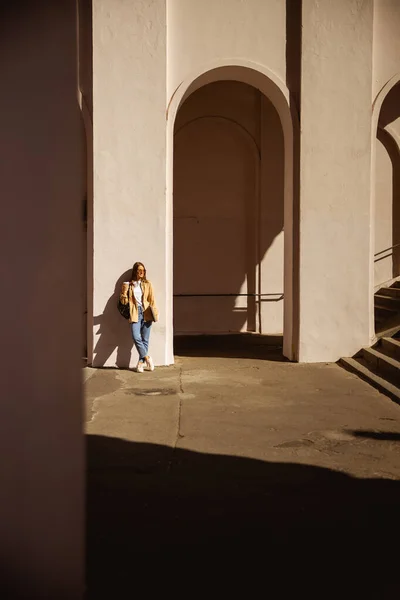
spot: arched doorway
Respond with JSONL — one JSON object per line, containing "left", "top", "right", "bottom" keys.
{"left": 166, "top": 63, "right": 296, "bottom": 360}
{"left": 173, "top": 81, "right": 284, "bottom": 337}
{"left": 373, "top": 80, "right": 400, "bottom": 333}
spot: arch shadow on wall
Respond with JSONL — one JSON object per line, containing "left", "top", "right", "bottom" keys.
{"left": 167, "top": 61, "right": 298, "bottom": 361}
{"left": 371, "top": 75, "right": 400, "bottom": 336}
{"left": 376, "top": 127, "right": 400, "bottom": 278}
{"left": 372, "top": 77, "right": 400, "bottom": 340}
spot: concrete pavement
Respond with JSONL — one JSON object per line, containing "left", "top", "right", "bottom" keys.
{"left": 85, "top": 340, "right": 400, "bottom": 597}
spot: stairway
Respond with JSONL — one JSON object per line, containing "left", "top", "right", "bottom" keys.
{"left": 374, "top": 280, "right": 400, "bottom": 334}
{"left": 340, "top": 281, "right": 400, "bottom": 403}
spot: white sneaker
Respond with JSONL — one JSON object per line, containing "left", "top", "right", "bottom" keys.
{"left": 136, "top": 361, "right": 144, "bottom": 373}
{"left": 146, "top": 356, "right": 155, "bottom": 371}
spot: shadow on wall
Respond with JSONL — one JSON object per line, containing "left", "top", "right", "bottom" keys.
{"left": 86, "top": 434, "right": 400, "bottom": 597}
{"left": 79, "top": 0, "right": 94, "bottom": 363}
{"left": 92, "top": 270, "right": 133, "bottom": 368}
{"left": 377, "top": 128, "right": 400, "bottom": 277}
{"left": 378, "top": 82, "right": 400, "bottom": 130}
{"left": 376, "top": 82, "right": 400, "bottom": 279}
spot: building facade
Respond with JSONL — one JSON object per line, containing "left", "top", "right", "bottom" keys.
{"left": 87, "top": 0, "right": 400, "bottom": 367}
{"left": 1, "top": 1, "right": 399, "bottom": 595}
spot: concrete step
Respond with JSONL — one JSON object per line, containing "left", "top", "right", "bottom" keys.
{"left": 380, "top": 336, "right": 400, "bottom": 360}
{"left": 374, "top": 294, "right": 400, "bottom": 310}
{"left": 379, "top": 286, "right": 400, "bottom": 298}
{"left": 375, "top": 319, "right": 400, "bottom": 338}
{"left": 374, "top": 305, "right": 398, "bottom": 325}
{"left": 361, "top": 346, "right": 400, "bottom": 385}
{"left": 374, "top": 303, "right": 398, "bottom": 315}
{"left": 339, "top": 356, "right": 400, "bottom": 404}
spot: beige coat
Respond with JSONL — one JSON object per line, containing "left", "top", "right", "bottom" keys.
{"left": 119, "top": 280, "right": 159, "bottom": 323}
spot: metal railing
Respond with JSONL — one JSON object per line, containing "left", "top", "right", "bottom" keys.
{"left": 374, "top": 242, "right": 400, "bottom": 262}
{"left": 174, "top": 293, "right": 284, "bottom": 301}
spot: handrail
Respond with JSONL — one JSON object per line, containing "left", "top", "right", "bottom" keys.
{"left": 174, "top": 293, "right": 283, "bottom": 299}
{"left": 374, "top": 242, "right": 400, "bottom": 257}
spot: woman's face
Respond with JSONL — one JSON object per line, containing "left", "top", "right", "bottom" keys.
{"left": 136, "top": 265, "right": 145, "bottom": 280}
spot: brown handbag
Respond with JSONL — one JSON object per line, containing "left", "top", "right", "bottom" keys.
{"left": 149, "top": 305, "right": 158, "bottom": 322}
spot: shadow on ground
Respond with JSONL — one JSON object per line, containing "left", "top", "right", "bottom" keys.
{"left": 86, "top": 434, "right": 400, "bottom": 597}
{"left": 351, "top": 430, "right": 400, "bottom": 441}
{"left": 174, "top": 333, "right": 286, "bottom": 361}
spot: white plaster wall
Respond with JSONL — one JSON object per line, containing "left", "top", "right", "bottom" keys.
{"left": 373, "top": 0, "right": 400, "bottom": 98}
{"left": 299, "top": 0, "right": 374, "bottom": 362}
{"left": 92, "top": 0, "right": 387, "bottom": 363}
{"left": 0, "top": 1, "right": 84, "bottom": 596}
{"left": 167, "top": 0, "right": 286, "bottom": 101}
{"left": 92, "top": 0, "right": 169, "bottom": 367}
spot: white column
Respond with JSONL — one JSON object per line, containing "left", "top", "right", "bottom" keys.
{"left": 92, "top": 0, "right": 170, "bottom": 367}
{"left": 299, "top": 0, "right": 374, "bottom": 362}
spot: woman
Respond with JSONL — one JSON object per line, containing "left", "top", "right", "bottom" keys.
{"left": 120, "top": 262, "right": 158, "bottom": 373}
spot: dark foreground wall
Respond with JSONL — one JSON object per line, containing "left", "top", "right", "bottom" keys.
{"left": 0, "top": 2, "right": 84, "bottom": 597}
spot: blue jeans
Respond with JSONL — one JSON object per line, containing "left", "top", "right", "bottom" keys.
{"left": 131, "top": 306, "right": 152, "bottom": 362}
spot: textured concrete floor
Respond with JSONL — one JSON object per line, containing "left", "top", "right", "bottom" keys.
{"left": 85, "top": 341, "right": 400, "bottom": 597}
